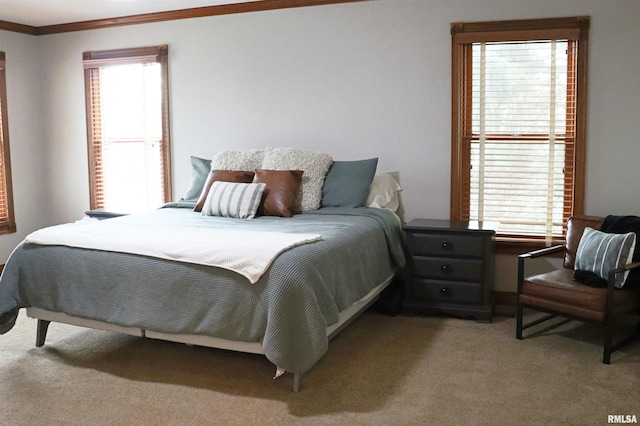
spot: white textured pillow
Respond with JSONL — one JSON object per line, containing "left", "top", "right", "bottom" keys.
{"left": 366, "top": 173, "right": 402, "bottom": 211}
{"left": 212, "top": 149, "right": 265, "bottom": 171}
{"left": 201, "top": 181, "right": 266, "bottom": 219}
{"left": 261, "top": 147, "right": 332, "bottom": 212}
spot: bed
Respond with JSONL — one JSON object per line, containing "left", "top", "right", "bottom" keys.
{"left": 0, "top": 148, "right": 405, "bottom": 391}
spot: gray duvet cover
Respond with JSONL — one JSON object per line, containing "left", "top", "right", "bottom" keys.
{"left": 0, "top": 205, "right": 404, "bottom": 374}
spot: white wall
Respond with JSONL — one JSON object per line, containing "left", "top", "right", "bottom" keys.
{"left": 35, "top": 4, "right": 452, "bottom": 226}
{"left": 3, "top": 0, "right": 640, "bottom": 291}
{"left": 0, "top": 30, "right": 47, "bottom": 262}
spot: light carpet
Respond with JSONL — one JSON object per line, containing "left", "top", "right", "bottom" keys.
{"left": 1, "top": 309, "right": 639, "bottom": 425}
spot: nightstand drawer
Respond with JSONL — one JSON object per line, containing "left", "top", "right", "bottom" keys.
{"left": 409, "top": 279, "right": 483, "bottom": 305}
{"left": 411, "top": 256, "right": 484, "bottom": 281}
{"left": 405, "top": 233, "right": 484, "bottom": 258}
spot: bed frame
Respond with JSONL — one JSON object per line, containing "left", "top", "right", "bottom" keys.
{"left": 26, "top": 273, "right": 394, "bottom": 392}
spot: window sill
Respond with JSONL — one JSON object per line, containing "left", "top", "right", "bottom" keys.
{"left": 0, "top": 222, "right": 16, "bottom": 235}
{"left": 495, "top": 237, "right": 565, "bottom": 256}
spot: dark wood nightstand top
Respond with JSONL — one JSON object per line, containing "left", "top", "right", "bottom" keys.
{"left": 403, "top": 218, "right": 500, "bottom": 234}
{"left": 85, "top": 209, "right": 130, "bottom": 220}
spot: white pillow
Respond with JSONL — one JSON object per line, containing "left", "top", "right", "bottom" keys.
{"left": 212, "top": 149, "right": 265, "bottom": 171}
{"left": 261, "top": 147, "right": 333, "bottom": 212}
{"left": 366, "top": 173, "right": 402, "bottom": 211}
{"left": 201, "top": 181, "right": 266, "bottom": 219}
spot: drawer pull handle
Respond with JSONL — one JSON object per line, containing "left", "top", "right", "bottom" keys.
{"left": 440, "top": 287, "right": 451, "bottom": 297}
{"left": 441, "top": 242, "right": 453, "bottom": 250}
{"left": 440, "top": 264, "right": 452, "bottom": 273}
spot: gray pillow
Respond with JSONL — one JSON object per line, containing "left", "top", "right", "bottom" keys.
{"left": 322, "top": 158, "right": 378, "bottom": 208}
{"left": 574, "top": 227, "right": 636, "bottom": 288}
{"left": 180, "top": 156, "right": 211, "bottom": 202}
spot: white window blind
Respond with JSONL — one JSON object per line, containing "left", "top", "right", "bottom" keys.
{"left": 451, "top": 17, "right": 589, "bottom": 244}
{"left": 468, "top": 40, "right": 576, "bottom": 242}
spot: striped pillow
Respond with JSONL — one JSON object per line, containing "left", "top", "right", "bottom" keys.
{"left": 201, "top": 181, "right": 266, "bottom": 219}
{"left": 574, "top": 227, "right": 636, "bottom": 288}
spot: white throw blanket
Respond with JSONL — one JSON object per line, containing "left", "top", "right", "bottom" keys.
{"left": 25, "top": 219, "right": 322, "bottom": 284}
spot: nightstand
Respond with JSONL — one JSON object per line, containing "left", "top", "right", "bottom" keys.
{"left": 402, "top": 218, "right": 499, "bottom": 323}
{"left": 84, "top": 209, "right": 129, "bottom": 220}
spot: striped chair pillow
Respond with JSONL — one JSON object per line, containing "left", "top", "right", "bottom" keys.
{"left": 575, "top": 227, "right": 636, "bottom": 288}
{"left": 201, "top": 181, "right": 266, "bottom": 219}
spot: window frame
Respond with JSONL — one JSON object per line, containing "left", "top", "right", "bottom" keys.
{"left": 83, "top": 45, "right": 172, "bottom": 211}
{"left": 0, "top": 52, "right": 16, "bottom": 235}
{"left": 450, "top": 17, "right": 590, "bottom": 245}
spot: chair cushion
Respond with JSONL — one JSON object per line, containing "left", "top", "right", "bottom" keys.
{"left": 521, "top": 269, "right": 640, "bottom": 321}
{"left": 564, "top": 216, "right": 604, "bottom": 268}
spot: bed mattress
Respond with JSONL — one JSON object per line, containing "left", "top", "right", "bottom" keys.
{"left": 0, "top": 205, "right": 405, "bottom": 375}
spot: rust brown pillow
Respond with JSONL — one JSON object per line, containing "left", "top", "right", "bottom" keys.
{"left": 194, "top": 170, "right": 255, "bottom": 212}
{"left": 253, "top": 169, "right": 303, "bottom": 217}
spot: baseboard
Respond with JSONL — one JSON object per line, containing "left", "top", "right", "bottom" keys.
{"left": 494, "top": 291, "right": 517, "bottom": 317}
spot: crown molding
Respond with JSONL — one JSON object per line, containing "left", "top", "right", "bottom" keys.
{"left": 0, "top": 19, "right": 38, "bottom": 35}
{"left": 0, "top": 0, "right": 369, "bottom": 36}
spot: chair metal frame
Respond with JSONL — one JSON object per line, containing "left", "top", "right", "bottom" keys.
{"left": 516, "top": 244, "right": 640, "bottom": 364}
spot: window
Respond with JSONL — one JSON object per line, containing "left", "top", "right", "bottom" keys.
{"left": 451, "top": 17, "right": 589, "bottom": 244}
{"left": 84, "top": 45, "right": 172, "bottom": 213}
{"left": 0, "top": 52, "right": 16, "bottom": 234}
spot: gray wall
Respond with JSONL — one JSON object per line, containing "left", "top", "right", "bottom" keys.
{"left": 1, "top": 0, "right": 639, "bottom": 292}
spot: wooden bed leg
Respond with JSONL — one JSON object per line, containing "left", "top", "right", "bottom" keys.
{"left": 36, "top": 319, "right": 51, "bottom": 347}
{"left": 292, "top": 373, "right": 302, "bottom": 393}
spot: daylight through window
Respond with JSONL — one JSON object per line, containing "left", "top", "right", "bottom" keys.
{"left": 451, "top": 17, "right": 589, "bottom": 243}
{"left": 84, "top": 46, "right": 171, "bottom": 213}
